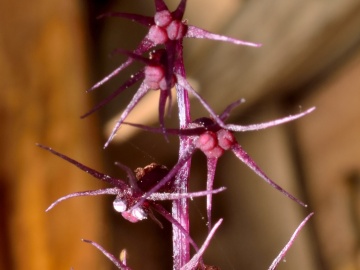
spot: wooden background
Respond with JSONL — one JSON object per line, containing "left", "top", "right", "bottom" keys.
{"left": 1, "top": 0, "right": 360, "bottom": 269}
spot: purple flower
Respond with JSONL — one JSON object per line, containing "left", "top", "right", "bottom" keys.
{"left": 123, "top": 101, "right": 314, "bottom": 228}
{"left": 37, "top": 144, "right": 225, "bottom": 248}
{"left": 83, "top": 0, "right": 261, "bottom": 147}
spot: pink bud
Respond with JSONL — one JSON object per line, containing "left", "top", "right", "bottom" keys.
{"left": 154, "top": 10, "right": 172, "bottom": 27}
{"left": 166, "top": 20, "right": 186, "bottom": 40}
{"left": 144, "top": 65, "right": 165, "bottom": 90}
{"left": 217, "top": 129, "right": 235, "bottom": 150}
{"left": 196, "top": 132, "right": 217, "bottom": 152}
{"left": 148, "top": 25, "right": 168, "bottom": 45}
{"left": 205, "top": 146, "right": 224, "bottom": 159}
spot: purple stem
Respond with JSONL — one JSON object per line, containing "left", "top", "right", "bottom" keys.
{"left": 173, "top": 40, "right": 192, "bottom": 269}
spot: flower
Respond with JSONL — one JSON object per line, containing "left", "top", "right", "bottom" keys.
{"left": 37, "top": 144, "right": 225, "bottom": 245}
{"left": 123, "top": 101, "right": 314, "bottom": 228}
{"left": 83, "top": 0, "right": 261, "bottom": 147}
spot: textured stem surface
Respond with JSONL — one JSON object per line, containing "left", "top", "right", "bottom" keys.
{"left": 172, "top": 40, "right": 191, "bottom": 269}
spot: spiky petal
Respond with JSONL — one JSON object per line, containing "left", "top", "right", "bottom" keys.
{"left": 180, "top": 219, "right": 223, "bottom": 270}
{"left": 268, "top": 213, "right": 314, "bottom": 270}
{"left": 231, "top": 144, "right": 307, "bottom": 207}
{"left": 82, "top": 239, "right": 131, "bottom": 270}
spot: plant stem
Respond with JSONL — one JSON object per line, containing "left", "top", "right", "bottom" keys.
{"left": 172, "top": 41, "right": 191, "bottom": 269}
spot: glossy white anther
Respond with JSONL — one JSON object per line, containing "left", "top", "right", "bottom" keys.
{"left": 113, "top": 198, "right": 127, "bottom": 212}
{"left": 131, "top": 208, "right": 147, "bottom": 221}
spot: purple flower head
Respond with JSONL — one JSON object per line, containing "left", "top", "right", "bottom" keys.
{"left": 84, "top": 0, "right": 261, "bottom": 147}
{"left": 124, "top": 101, "right": 315, "bottom": 228}
{"left": 37, "top": 144, "right": 224, "bottom": 242}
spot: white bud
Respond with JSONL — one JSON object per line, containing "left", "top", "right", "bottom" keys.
{"left": 131, "top": 208, "right": 147, "bottom": 221}
{"left": 113, "top": 198, "right": 127, "bottom": 212}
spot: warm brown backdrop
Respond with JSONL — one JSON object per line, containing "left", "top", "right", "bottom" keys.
{"left": 1, "top": 0, "right": 360, "bottom": 269}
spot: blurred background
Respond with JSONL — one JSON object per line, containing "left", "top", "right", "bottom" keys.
{"left": 1, "top": 0, "right": 360, "bottom": 269}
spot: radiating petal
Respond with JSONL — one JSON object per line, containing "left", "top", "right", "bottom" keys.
{"left": 82, "top": 239, "right": 131, "bottom": 270}
{"left": 186, "top": 25, "right": 261, "bottom": 47}
{"left": 172, "top": 0, "right": 187, "bottom": 20}
{"left": 104, "top": 82, "right": 150, "bottom": 148}
{"left": 36, "top": 144, "right": 127, "bottom": 189}
{"left": 123, "top": 121, "right": 207, "bottom": 136}
{"left": 154, "top": 0, "right": 168, "bottom": 12}
{"left": 176, "top": 74, "right": 225, "bottom": 128}
{"left": 113, "top": 49, "right": 154, "bottom": 65}
{"left": 81, "top": 71, "right": 144, "bottom": 118}
{"left": 151, "top": 202, "right": 199, "bottom": 252}
{"left": 148, "top": 186, "right": 225, "bottom": 200}
{"left": 114, "top": 162, "right": 140, "bottom": 191}
{"left": 158, "top": 89, "right": 170, "bottom": 132}
{"left": 226, "top": 107, "right": 316, "bottom": 132}
{"left": 206, "top": 158, "right": 218, "bottom": 230}
{"left": 219, "top": 98, "right": 246, "bottom": 121}
{"left": 90, "top": 37, "right": 154, "bottom": 91}
{"left": 46, "top": 188, "right": 119, "bottom": 212}
{"left": 231, "top": 144, "right": 307, "bottom": 207}
{"left": 268, "top": 213, "right": 314, "bottom": 270}
{"left": 180, "top": 219, "right": 223, "bottom": 270}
